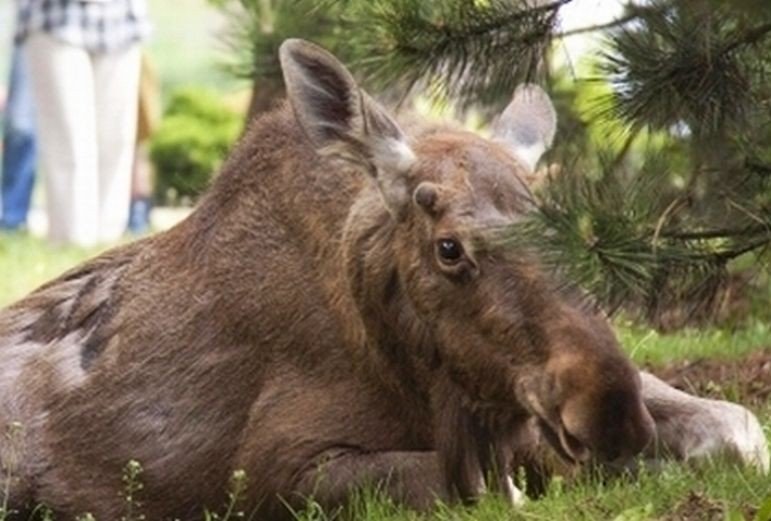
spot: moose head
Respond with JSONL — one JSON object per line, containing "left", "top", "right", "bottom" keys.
{"left": 279, "top": 39, "right": 655, "bottom": 482}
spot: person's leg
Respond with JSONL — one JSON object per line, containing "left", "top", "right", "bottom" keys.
{"left": 127, "top": 142, "right": 153, "bottom": 234}
{"left": 1, "top": 45, "right": 37, "bottom": 230}
{"left": 93, "top": 44, "right": 141, "bottom": 243}
{"left": 128, "top": 54, "right": 159, "bottom": 234}
{"left": 25, "top": 34, "right": 99, "bottom": 246}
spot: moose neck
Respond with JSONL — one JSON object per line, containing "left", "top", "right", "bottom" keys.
{"left": 186, "top": 106, "right": 367, "bottom": 263}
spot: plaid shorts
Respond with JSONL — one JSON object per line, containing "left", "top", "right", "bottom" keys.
{"left": 15, "top": 0, "right": 150, "bottom": 53}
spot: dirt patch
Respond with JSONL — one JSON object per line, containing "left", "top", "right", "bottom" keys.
{"left": 659, "top": 490, "right": 761, "bottom": 521}
{"left": 660, "top": 491, "right": 725, "bottom": 521}
{"left": 649, "top": 349, "right": 771, "bottom": 408}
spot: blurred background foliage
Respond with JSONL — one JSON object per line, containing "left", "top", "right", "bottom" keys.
{"left": 150, "top": 88, "right": 242, "bottom": 205}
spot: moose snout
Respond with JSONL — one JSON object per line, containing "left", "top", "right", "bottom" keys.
{"left": 620, "top": 402, "right": 656, "bottom": 461}
{"left": 590, "top": 400, "right": 656, "bottom": 465}
{"left": 557, "top": 422, "right": 592, "bottom": 463}
{"left": 557, "top": 393, "right": 656, "bottom": 466}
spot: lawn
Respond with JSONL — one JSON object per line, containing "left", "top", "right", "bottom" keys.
{"left": 0, "top": 232, "right": 107, "bottom": 308}
{"left": 0, "top": 232, "right": 769, "bottom": 520}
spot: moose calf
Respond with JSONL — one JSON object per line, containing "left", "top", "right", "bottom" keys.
{"left": 0, "top": 39, "right": 766, "bottom": 520}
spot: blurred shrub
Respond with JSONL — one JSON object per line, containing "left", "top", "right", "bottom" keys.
{"left": 150, "top": 88, "right": 242, "bottom": 205}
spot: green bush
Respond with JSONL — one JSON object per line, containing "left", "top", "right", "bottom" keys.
{"left": 150, "top": 88, "right": 242, "bottom": 205}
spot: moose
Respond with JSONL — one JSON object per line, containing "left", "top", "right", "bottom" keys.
{"left": 0, "top": 39, "right": 767, "bottom": 520}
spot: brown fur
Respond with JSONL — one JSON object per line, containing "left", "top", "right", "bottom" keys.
{"left": 0, "top": 41, "right": 655, "bottom": 519}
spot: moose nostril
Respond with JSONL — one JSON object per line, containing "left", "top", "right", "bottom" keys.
{"left": 558, "top": 425, "right": 591, "bottom": 463}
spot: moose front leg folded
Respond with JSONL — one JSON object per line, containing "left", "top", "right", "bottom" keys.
{"left": 293, "top": 449, "right": 448, "bottom": 512}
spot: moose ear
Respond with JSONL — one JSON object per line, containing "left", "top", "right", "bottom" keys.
{"left": 492, "top": 84, "right": 557, "bottom": 171}
{"left": 279, "top": 39, "right": 415, "bottom": 215}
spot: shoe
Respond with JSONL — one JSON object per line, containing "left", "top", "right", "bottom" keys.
{"left": 127, "top": 197, "right": 152, "bottom": 234}
{"left": 0, "top": 219, "right": 27, "bottom": 232}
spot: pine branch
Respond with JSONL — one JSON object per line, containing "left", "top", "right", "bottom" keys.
{"left": 721, "top": 21, "right": 771, "bottom": 54}
{"left": 347, "top": 0, "right": 565, "bottom": 107}
{"left": 556, "top": 4, "right": 665, "bottom": 38}
{"left": 713, "top": 237, "right": 771, "bottom": 261}
{"left": 660, "top": 224, "right": 770, "bottom": 241}
{"left": 446, "top": 0, "right": 572, "bottom": 39}
{"left": 597, "top": 0, "right": 767, "bottom": 137}
{"left": 494, "top": 155, "right": 771, "bottom": 323}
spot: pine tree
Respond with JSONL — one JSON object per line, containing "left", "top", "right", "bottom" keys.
{"left": 214, "top": 0, "right": 771, "bottom": 327}
{"left": 214, "top": 0, "right": 348, "bottom": 118}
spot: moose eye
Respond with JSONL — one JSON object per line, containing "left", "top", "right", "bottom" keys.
{"left": 436, "top": 238, "right": 463, "bottom": 263}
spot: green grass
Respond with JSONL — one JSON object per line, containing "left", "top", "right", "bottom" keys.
{"left": 619, "top": 319, "right": 771, "bottom": 366}
{"left": 1, "top": 232, "right": 769, "bottom": 521}
{"left": 0, "top": 232, "right": 107, "bottom": 307}
{"left": 291, "top": 464, "right": 771, "bottom": 521}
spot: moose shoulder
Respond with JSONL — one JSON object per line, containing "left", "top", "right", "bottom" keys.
{"left": 0, "top": 39, "right": 765, "bottom": 520}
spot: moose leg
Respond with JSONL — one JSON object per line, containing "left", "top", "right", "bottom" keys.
{"left": 238, "top": 445, "right": 449, "bottom": 519}
{"left": 234, "top": 377, "right": 454, "bottom": 519}
{"left": 293, "top": 449, "right": 447, "bottom": 511}
{"left": 638, "top": 371, "right": 770, "bottom": 472}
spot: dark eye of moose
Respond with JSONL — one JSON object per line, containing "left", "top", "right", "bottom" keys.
{"left": 436, "top": 238, "right": 463, "bottom": 264}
